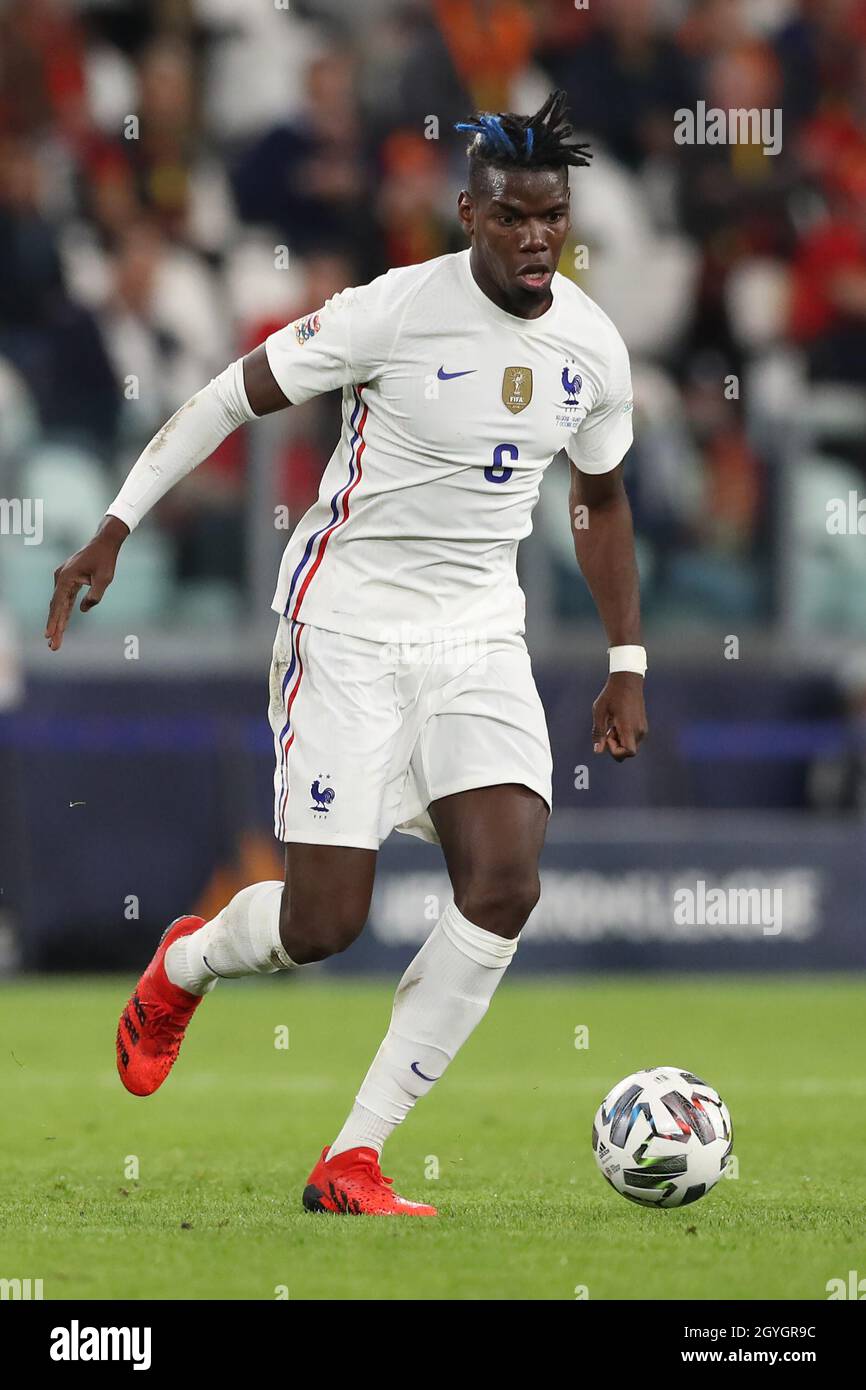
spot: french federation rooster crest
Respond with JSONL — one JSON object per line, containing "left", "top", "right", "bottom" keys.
{"left": 561, "top": 363, "right": 582, "bottom": 404}
{"left": 310, "top": 777, "right": 336, "bottom": 814}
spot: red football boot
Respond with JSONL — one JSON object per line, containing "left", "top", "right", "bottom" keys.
{"left": 302, "top": 1146, "right": 438, "bottom": 1217}
{"left": 116, "top": 915, "right": 206, "bottom": 1097}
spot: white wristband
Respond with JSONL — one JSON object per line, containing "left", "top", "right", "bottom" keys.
{"left": 106, "top": 357, "right": 257, "bottom": 533}
{"left": 608, "top": 645, "right": 647, "bottom": 676}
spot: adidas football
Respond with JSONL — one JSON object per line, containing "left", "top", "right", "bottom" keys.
{"left": 592, "top": 1066, "right": 733, "bottom": 1208}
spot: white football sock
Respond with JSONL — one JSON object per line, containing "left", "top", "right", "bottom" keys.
{"left": 328, "top": 900, "right": 517, "bottom": 1159}
{"left": 164, "top": 880, "right": 298, "bottom": 994}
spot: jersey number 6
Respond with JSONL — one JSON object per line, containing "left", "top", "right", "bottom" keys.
{"left": 484, "top": 443, "right": 518, "bottom": 484}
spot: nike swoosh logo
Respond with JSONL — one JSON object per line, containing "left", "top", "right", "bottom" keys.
{"left": 411, "top": 1061, "right": 439, "bottom": 1082}
{"left": 202, "top": 954, "right": 231, "bottom": 980}
{"left": 437, "top": 366, "right": 476, "bottom": 380}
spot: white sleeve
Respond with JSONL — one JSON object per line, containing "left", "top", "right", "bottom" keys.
{"left": 263, "top": 280, "right": 389, "bottom": 405}
{"left": 106, "top": 357, "right": 256, "bottom": 533}
{"left": 566, "top": 327, "right": 634, "bottom": 475}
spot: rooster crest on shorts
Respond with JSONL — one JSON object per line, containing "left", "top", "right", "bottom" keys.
{"left": 310, "top": 776, "right": 336, "bottom": 815}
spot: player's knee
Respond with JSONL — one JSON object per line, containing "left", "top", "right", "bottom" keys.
{"left": 456, "top": 867, "right": 541, "bottom": 939}
{"left": 279, "top": 897, "right": 367, "bottom": 964}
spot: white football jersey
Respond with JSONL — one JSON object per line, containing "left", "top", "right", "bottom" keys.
{"left": 264, "top": 248, "right": 633, "bottom": 643}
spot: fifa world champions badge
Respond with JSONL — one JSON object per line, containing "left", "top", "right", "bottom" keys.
{"left": 502, "top": 366, "right": 533, "bottom": 414}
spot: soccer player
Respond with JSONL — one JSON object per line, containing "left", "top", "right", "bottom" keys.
{"left": 45, "top": 91, "right": 647, "bottom": 1217}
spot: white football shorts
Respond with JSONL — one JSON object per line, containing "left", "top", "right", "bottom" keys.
{"left": 267, "top": 618, "right": 553, "bottom": 849}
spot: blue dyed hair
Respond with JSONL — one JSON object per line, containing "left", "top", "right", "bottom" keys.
{"left": 455, "top": 90, "right": 591, "bottom": 184}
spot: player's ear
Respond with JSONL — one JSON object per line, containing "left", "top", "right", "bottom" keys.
{"left": 457, "top": 190, "right": 474, "bottom": 239}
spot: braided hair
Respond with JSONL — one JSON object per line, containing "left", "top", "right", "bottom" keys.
{"left": 455, "top": 89, "right": 592, "bottom": 187}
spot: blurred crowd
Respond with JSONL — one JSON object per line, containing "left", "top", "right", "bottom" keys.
{"left": 2, "top": 0, "right": 866, "bottom": 641}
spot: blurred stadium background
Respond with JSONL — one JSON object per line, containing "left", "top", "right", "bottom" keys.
{"left": 1, "top": 0, "right": 866, "bottom": 976}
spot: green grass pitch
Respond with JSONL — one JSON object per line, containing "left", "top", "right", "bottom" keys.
{"left": 2, "top": 974, "right": 864, "bottom": 1300}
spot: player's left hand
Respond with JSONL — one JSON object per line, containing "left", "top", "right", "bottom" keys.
{"left": 591, "top": 673, "right": 647, "bottom": 761}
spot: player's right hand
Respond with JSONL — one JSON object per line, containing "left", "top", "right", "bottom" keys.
{"left": 45, "top": 516, "right": 129, "bottom": 651}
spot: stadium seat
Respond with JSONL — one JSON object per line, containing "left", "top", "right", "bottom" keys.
{"left": 0, "top": 541, "right": 70, "bottom": 630}
{"left": 788, "top": 454, "right": 866, "bottom": 634}
{"left": 0, "top": 527, "right": 174, "bottom": 631}
{"left": 20, "top": 444, "right": 111, "bottom": 551}
{"left": 81, "top": 527, "right": 175, "bottom": 628}
{"left": 0, "top": 357, "right": 40, "bottom": 472}
{"left": 167, "top": 578, "right": 244, "bottom": 627}
{"left": 794, "top": 386, "right": 866, "bottom": 443}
